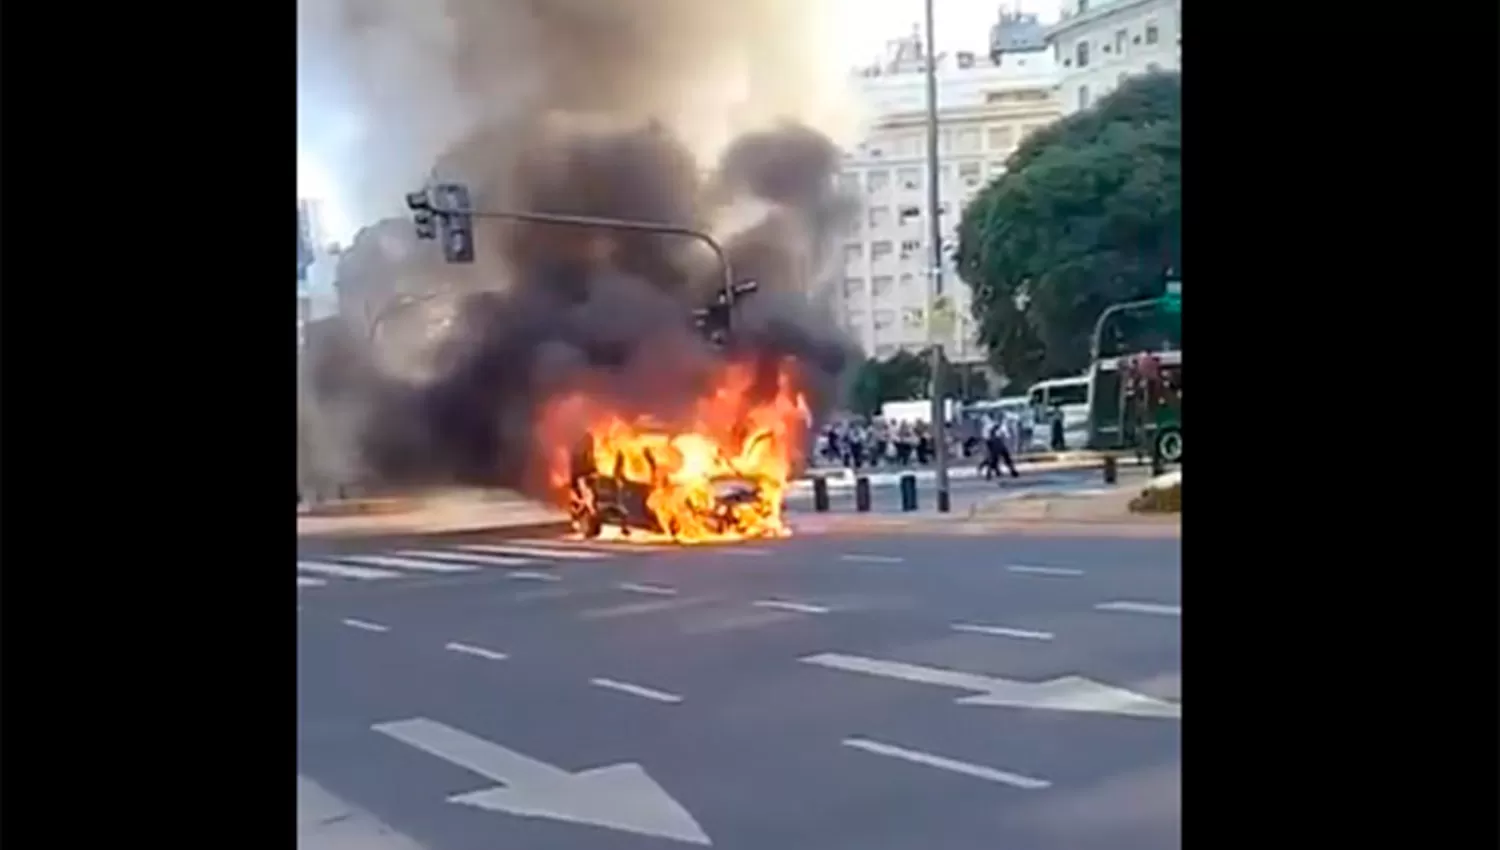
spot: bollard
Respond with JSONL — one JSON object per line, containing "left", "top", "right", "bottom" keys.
{"left": 899, "top": 473, "right": 918, "bottom": 512}
{"left": 936, "top": 489, "right": 950, "bottom": 513}
{"left": 1102, "top": 455, "right": 1118, "bottom": 485}
{"left": 854, "top": 476, "right": 872, "bottom": 512}
{"left": 812, "top": 476, "right": 830, "bottom": 512}
{"left": 1150, "top": 439, "right": 1164, "bottom": 478}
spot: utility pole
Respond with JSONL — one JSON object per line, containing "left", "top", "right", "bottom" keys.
{"left": 923, "top": 0, "right": 951, "bottom": 513}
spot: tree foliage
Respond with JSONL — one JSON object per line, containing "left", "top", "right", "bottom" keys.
{"left": 955, "top": 72, "right": 1181, "bottom": 389}
{"left": 845, "top": 350, "right": 993, "bottom": 416}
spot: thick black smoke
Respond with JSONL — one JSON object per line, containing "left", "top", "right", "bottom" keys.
{"left": 311, "top": 118, "right": 858, "bottom": 497}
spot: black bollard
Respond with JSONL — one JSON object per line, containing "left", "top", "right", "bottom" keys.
{"left": 899, "top": 473, "right": 918, "bottom": 511}
{"left": 854, "top": 476, "right": 872, "bottom": 512}
{"left": 1103, "top": 455, "right": 1118, "bottom": 485}
{"left": 1151, "top": 439, "right": 1164, "bottom": 478}
{"left": 812, "top": 476, "right": 830, "bottom": 512}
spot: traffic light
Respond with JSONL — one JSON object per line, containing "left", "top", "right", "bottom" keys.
{"left": 405, "top": 191, "right": 438, "bottom": 240}
{"left": 433, "top": 183, "right": 475, "bottom": 264}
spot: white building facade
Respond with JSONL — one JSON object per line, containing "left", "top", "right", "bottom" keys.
{"left": 836, "top": 23, "right": 1061, "bottom": 363}
{"left": 1047, "top": 0, "right": 1181, "bottom": 115}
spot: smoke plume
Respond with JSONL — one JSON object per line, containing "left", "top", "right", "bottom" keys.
{"left": 297, "top": 0, "right": 862, "bottom": 496}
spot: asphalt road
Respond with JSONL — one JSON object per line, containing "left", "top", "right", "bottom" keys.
{"left": 298, "top": 528, "right": 1181, "bottom": 850}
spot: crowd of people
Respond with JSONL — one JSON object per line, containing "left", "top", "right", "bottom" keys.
{"left": 814, "top": 409, "right": 1066, "bottom": 482}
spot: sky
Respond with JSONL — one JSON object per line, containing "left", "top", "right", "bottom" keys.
{"left": 297, "top": 0, "right": 1058, "bottom": 248}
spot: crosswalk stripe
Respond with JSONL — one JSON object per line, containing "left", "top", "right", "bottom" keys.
{"left": 396, "top": 549, "right": 534, "bottom": 566}
{"left": 511, "top": 537, "right": 673, "bottom": 552}
{"left": 337, "top": 555, "right": 478, "bottom": 573}
{"left": 297, "top": 576, "right": 328, "bottom": 587}
{"left": 298, "top": 560, "right": 399, "bottom": 580}
{"left": 457, "top": 543, "right": 612, "bottom": 560}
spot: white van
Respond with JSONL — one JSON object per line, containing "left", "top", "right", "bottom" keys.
{"left": 1027, "top": 375, "right": 1091, "bottom": 452}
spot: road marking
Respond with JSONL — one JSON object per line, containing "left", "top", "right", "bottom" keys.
{"left": 298, "top": 560, "right": 399, "bottom": 580}
{"left": 507, "top": 570, "right": 562, "bottom": 582}
{"left": 338, "top": 554, "right": 477, "bottom": 573}
{"left": 579, "top": 598, "right": 707, "bottom": 620}
{"left": 839, "top": 553, "right": 905, "bottom": 564}
{"left": 460, "top": 543, "right": 611, "bottom": 560}
{"left": 512, "top": 537, "right": 673, "bottom": 552}
{"left": 297, "top": 576, "right": 327, "bottom": 587}
{"left": 299, "top": 775, "right": 432, "bottom": 850}
{"left": 398, "top": 549, "right": 534, "bottom": 566}
{"left": 342, "top": 618, "right": 389, "bottom": 633}
{"left": 951, "top": 623, "right": 1054, "bottom": 641}
{"left": 445, "top": 641, "right": 508, "bottom": 661}
{"left": 617, "top": 582, "right": 678, "bottom": 597}
{"left": 753, "top": 599, "right": 829, "bottom": 614}
{"left": 1096, "top": 600, "right": 1181, "bottom": 617}
{"left": 372, "top": 717, "right": 710, "bottom": 845}
{"left": 722, "top": 547, "right": 770, "bottom": 557}
{"left": 842, "top": 737, "right": 1050, "bottom": 790}
{"left": 514, "top": 587, "right": 572, "bottom": 601}
{"left": 589, "top": 677, "right": 683, "bottom": 704}
{"left": 1007, "top": 565, "right": 1083, "bottom": 576}
{"left": 802, "top": 652, "right": 1180, "bottom": 718}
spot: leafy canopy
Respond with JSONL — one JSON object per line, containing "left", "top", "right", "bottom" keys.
{"left": 954, "top": 72, "right": 1181, "bottom": 389}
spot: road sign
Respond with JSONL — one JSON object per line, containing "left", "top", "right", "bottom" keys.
{"left": 930, "top": 295, "right": 956, "bottom": 341}
{"left": 373, "top": 717, "right": 711, "bottom": 845}
{"left": 801, "top": 652, "right": 1180, "bottom": 719}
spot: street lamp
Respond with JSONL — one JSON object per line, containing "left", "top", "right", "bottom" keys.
{"left": 922, "top": 0, "right": 952, "bottom": 512}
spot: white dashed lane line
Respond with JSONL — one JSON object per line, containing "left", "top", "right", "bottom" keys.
{"left": 752, "top": 599, "right": 830, "bottom": 615}
{"left": 950, "top": 623, "right": 1054, "bottom": 641}
{"left": 842, "top": 737, "right": 1051, "bottom": 790}
{"left": 616, "top": 582, "right": 679, "bottom": 597}
{"left": 1006, "top": 565, "right": 1084, "bottom": 577}
{"left": 839, "top": 554, "right": 905, "bottom": 564}
{"left": 444, "top": 641, "right": 509, "bottom": 661}
{"left": 506, "top": 571, "right": 562, "bottom": 582}
{"left": 589, "top": 677, "right": 683, "bottom": 704}
{"left": 1095, "top": 600, "right": 1181, "bottom": 617}
{"left": 341, "top": 618, "right": 389, "bottom": 633}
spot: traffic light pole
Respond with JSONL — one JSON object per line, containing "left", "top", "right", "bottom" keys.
{"left": 923, "top": 0, "right": 951, "bottom": 513}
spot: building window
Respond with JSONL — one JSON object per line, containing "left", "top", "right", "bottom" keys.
{"left": 843, "top": 277, "right": 865, "bottom": 297}
{"left": 871, "top": 241, "right": 894, "bottom": 264}
{"left": 1145, "top": 22, "right": 1159, "bottom": 44}
{"left": 986, "top": 126, "right": 1014, "bottom": 150}
{"left": 954, "top": 128, "right": 981, "bottom": 153}
{"left": 958, "top": 162, "right": 982, "bottom": 188}
{"left": 902, "top": 307, "right": 926, "bottom": 329}
{"left": 873, "top": 275, "right": 895, "bottom": 297}
{"left": 868, "top": 206, "right": 891, "bottom": 229}
{"left": 899, "top": 239, "right": 922, "bottom": 259}
{"left": 867, "top": 170, "right": 890, "bottom": 192}
{"left": 897, "top": 167, "right": 922, "bottom": 190}
{"left": 898, "top": 206, "right": 921, "bottom": 226}
{"left": 1075, "top": 41, "right": 1090, "bottom": 68}
{"left": 873, "top": 310, "right": 896, "bottom": 331}
{"left": 986, "top": 161, "right": 1006, "bottom": 178}
{"left": 1077, "top": 0, "right": 1089, "bottom": 12}
{"left": 1114, "top": 29, "right": 1127, "bottom": 54}
{"left": 844, "top": 244, "right": 863, "bottom": 266}
{"left": 1078, "top": 85, "right": 1091, "bottom": 111}
{"left": 900, "top": 273, "right": 916, "bottom": 293}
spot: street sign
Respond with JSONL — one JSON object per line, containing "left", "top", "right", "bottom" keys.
{"left": 801, "top": 652, "right": 1181, "bottom": 719}
{"left": 373, "top": 717, "right": 711, "bottom": 845}
{"left": 930, "top": 295, "right": 956, "bottom": 341}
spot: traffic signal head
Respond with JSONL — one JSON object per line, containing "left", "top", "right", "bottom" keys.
{"left": 413, "top": 210, "right": 437, "bottom": 240}
{"left": 405, "top": 190, "right": 431, "bottom": 212}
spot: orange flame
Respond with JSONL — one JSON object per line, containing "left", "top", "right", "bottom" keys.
{"left": 540, "top": 359, "right": 811, "bottom": 544}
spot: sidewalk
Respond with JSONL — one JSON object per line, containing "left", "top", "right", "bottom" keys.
{"left": 297, "top": 492, "right": 569, "bottom": 540}
{"left": 791, "top": 452, "right": 1122, "bottom": 493}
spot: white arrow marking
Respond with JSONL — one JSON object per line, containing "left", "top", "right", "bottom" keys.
{"left": 373, "top": 717, "right": 711, "bottom": 845}
{"left": 801, "top": 652, "right": 1179, "bottom": 719}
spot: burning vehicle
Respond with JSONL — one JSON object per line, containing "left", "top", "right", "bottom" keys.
{"left": 545, "top": 359, "right": 811, "bottom": 543}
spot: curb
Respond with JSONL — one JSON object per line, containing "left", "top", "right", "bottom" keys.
{"left": 298, "top": 498, "right": 416, "bottom": 518}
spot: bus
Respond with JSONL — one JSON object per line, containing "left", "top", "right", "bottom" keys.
{"left": 1083, "top": 291, "right": 1182, "bottom": 462}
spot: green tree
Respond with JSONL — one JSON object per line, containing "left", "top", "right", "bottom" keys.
{"left": 955, "top": 72, "right": 1181, "bottom": 388}
{"left": 844, "top": 350, "right": 935, "bottom": 415}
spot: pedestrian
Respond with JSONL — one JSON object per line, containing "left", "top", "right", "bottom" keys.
{"left": 987, "top": 419, "right": 1020, "bottom": 480}
{"left": 1049, "top": 405, "right": 1066, "bottom": 452}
